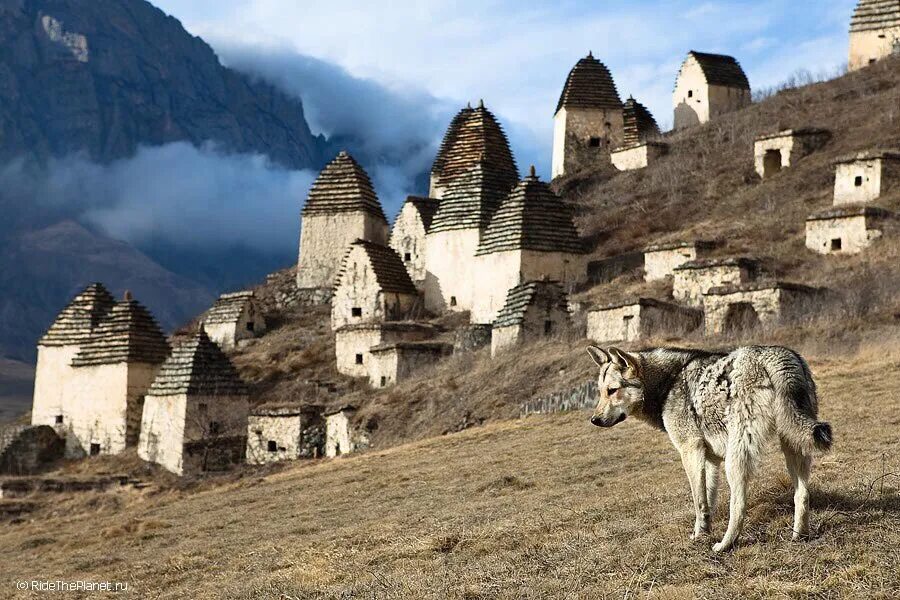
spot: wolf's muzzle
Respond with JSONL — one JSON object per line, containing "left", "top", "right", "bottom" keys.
{"left": 591, "top": 413, "right": 626, "bottom": 428}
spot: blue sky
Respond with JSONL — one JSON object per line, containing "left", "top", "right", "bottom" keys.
{"left": 153, "top": 0, "right": 857, "bottom": 170}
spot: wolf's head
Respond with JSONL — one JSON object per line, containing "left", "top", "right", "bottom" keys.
{"left": 586, "top": 346, "right": 644, "bottom": 428}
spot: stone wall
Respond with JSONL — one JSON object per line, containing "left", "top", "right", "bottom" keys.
{"left": 297, "top": 212, "right": 389, "bottom": 289}
{"left": 331, "top": 244, "right": 418, "bottom": 330}
{"left": 587, "top": 300, "right": 701, "bottom": 344}
{"left": 806, "top": 209, "right": 892, "bottom": 255}
{"left": 673, "top": 56, "right": 750, "bottom": 129}
{"left": 833, "top": 157, "right": 900, "bottom": 205}
{"left": 0, "top": 425, "right": 63, "bottom": 475}
{"left": 205, "top": 306, "right": 266, "bottom": 351}
{"left": 335, "top": 324, "right": 434, "bottom": 377}
{"left": 587, "top": 252, "right": 644, "bottom": 284}
{"left": 424, "top": 228, "right": 481, "bottom": 313}
{"left": 552, "top": 106, "right": 624, "bottom": 178}
{"left": 673, "top": 260, "right": 758, "bottom": 307}
{"left": 849, "top": 27, "right": 900, "bottom": 71}
{"left": 703, "top": 284, "right": 818, "bottom": 335}
{"left": 390, "top": 203, "right": 429, "bottom": 287}
{"left": 246, "top": 411, "right": 324, "bottom": 465}
{"left": 368, "top": 344, "right": 450, "bottom": 388}
{"left": 139, "top": 393, "right": 249, "bottom": 475}
{"left": 325, "top": 410, "right": 368, "bottom": 457}
{"left": 643, "top": 243, "right": 715, "bottom": 282}
{"left": 753, "top": 130, "right": 830, "bottom": 178}
{"left": 610, "top": 142, "right": 668, "bottom": 171}
{"left": 31, "top": 345, "right": 78, "bottom": 433}
{"left": 64, "top": 361, "right": 160, "bottom": 458}
{"left": 520, "top": 380, "right": 597, "bottom": 417}
{"left": 454, "top": 324, "right": 492, "bottom": 353}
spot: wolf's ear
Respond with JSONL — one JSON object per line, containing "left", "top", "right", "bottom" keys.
{"left": 608, "top": 347, "right": 640, "bottom": 373}
{"left": 586, "top": 345, "right": 610, "bottom": 367}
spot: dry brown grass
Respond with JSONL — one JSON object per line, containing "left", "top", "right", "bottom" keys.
{"left": 2, "top": 347, "right": 899, "bottom": 599}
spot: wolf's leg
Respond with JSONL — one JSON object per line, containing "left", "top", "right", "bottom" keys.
{"left": 679, "top": 440, "right": 710, "bottom": 539}
{"left": 781, "top": 440, "right": 812, "bottom": 540}
{"left": 713, "top": 445, "right": 751, "bottom": 552}
{"left": 705, "top": 453, "right": 722, "bottom": 525}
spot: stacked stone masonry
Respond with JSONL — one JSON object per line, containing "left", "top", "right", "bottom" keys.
{"left": 491, "top": 280, "right": 570, "bottom": 357}
{"left": 702, "top": 282, "right": 822, "bottom": 336}
{"left": 849, "top": 0, "right": 900, "bottom": 71}
{"left": 643, "top": 241, "right": 719, "bottom": 282}
{"left": 138, "top": 328, "right": 249, "bottom": 476}
{"left": 472, "top": 169, "right": 585, "bottom": 324}
{"left": 246, "top": 404, "right": 325, "bottom": 465}
{"left": 429, "top": 102, "right": 519, "bottom": 199}
{"left": 368, "top": 341, "right": 453, "bottom": 388}
{"left": 833, "top": 151, "right": 900, "bottom": 205}
{"left": 334, "top": 322, "right": 436, "bottom": 378}
{"left": 754, "top": 129, "right": 831, "bottom": 178}
{"left": 806, "top": 206, "right": 895, "bottom": 254}
{"left": 520, "top": 380, "right": 597, "bottom": 417}
{"left": 587, "top": 298, "right": 701, "bottom": 344}
{"left": 332, "top": 240, "right": 420, "bottom": 330}
{"left": 673, "top": 257, "right": 760, "bottom": 307}
{"left": 297, "top": 151, "right": 389, "bottom": 290}
{"left": 552, "top": 52, "right": 624, "bottom": 178}
{"left": 673, "top": 51, "right": 751, "bottom": 130}
{"left": 0, "top": 425, "right": 63, "bottom": 475}
{"left": 325, "top": 406, "right": 368, "bottom": 458}
{"left": 389, "top": 196, "right": 439, "bottom": 287}
{"left": 202, "top": 291, "right": 266, "bottom": 350}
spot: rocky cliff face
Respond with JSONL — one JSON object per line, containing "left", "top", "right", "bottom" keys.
{"left": 0, "top": 0, "right": 328, "bottom": 168}
{"left": 0, "top": 0, "right": 338, "bottom": 370}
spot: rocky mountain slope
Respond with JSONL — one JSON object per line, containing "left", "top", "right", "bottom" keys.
{"left": 0, "top": 0, "right": 332, "bottom": 368}
{"left": 0, "top": 0, "right": 327, "bottom": 168}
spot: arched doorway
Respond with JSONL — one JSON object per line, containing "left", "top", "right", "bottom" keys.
{"left": 723, "top": 302, "right": 760, "bottom": 334}
{"left": 763, "top": 149, "right": 782, "bottom": 177}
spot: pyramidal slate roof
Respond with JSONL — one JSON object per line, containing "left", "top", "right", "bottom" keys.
{"left": 429, "top": 102, "right": 518, "bottom": 194}
{"left": 622, "top": 97, "right": 660, "bottom": 147}
{"left": 476, "top": 167, "right": 585, "bottom": 255}
{"left": 404, "top": 196, "right": 440, "bottom": 232}
{"left": 39, "top": 283, "right": 115, "bottom": 347}
{"left": 147, "top": 328, "right": 248, "bottom": 397}
{"left": 556, "top": 52, "right": 623, "bottom": 114}
{"left": 429, "top": 158, "right": 515, "bottom": 233}
{"left": 682, "top": 51, "right": 750, "bottom": 90}
{"left": 851, "top": 0, "right": 900, "bottom": 32}
{"left": 302, "top": 151, "right": 387, "bottom": 221}
{"left": 72, "top": 294, "right": 170, "bottom": 366}
{"left": 336, "top": 240, "right": 418, "bottom": 295}
{"left": 204, "top": 291, "right": 255, "bottom": 325}
{"left": 494, "top": 280, "right": 569, "bottom": 328}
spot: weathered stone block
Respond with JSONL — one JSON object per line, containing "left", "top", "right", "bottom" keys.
{"left": 368, "top": 342, "right": 452, "bottom": 388}
{"left": 610, "top": 142, "right": 669, "bottom": 171}
{"left": 753, "top": 129, "right": 830, "bottom": 178}
{"left": 246, "top": 405, "right": 324, "bottom": 465}
{"left": 673, "top": 257, "right": 760, "bottom": 307}
{"left": 702, "top": 282, "right": 822, "bottom": 336}
{"left": 806, "top": 206, "right": 894, "bottom": 255}
{"left": 643, "top": 241, "right": 718, "bottom": 282}
{"left": 833, "top": 151, "right": 900, "bottom": 206}
{"left": 587, "top": 298, "right": 701, "bottom": 344}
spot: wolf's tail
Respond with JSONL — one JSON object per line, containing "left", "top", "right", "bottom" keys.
{"left": 771, "top": 352, "right": 833, "bottom": 455}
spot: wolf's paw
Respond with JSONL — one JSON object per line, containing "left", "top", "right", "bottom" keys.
{"left": 712, "top": 540, "right": 732, "bottom": 553}
{"left": 690, "top": 530, "right": 709, "bottom": 541}
{"left": 791, "top": 530, "right": 810, "bottom": 542}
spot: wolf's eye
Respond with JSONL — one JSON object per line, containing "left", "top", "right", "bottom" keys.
{"left": 607, "top": 387, "right": 619, "bottom": 396}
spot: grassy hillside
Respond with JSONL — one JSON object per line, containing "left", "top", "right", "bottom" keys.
{"left": 2, "top": 350, "right": 898, "bottom": 599}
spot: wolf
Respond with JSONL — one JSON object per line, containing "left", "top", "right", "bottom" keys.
{"left": 586, "top": 345, "right": 832, "bottom": 552}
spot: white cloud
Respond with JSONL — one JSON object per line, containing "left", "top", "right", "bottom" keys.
{"left": 152, "top": 0, "right": 858, "bottom": 176}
